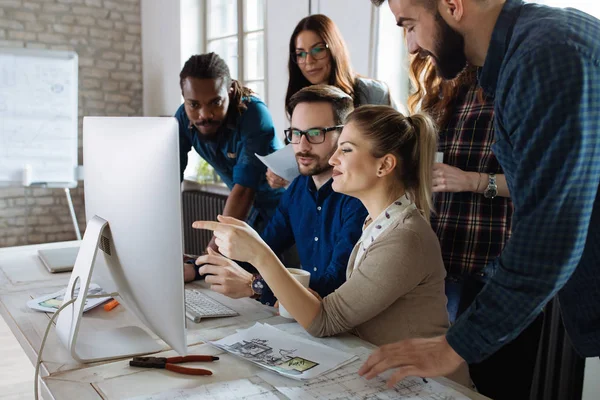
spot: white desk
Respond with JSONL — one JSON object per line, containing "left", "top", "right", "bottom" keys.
{"left": 0, "top": 241, "right": 488, "bottom": 399}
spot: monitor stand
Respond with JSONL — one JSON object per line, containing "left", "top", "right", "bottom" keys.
{"left": 55, "top": 215, "right": 162, "bottom": 363}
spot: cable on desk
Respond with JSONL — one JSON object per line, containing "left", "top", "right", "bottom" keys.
{"left": 34, "top": 292, "right": 119, "bottom": 400}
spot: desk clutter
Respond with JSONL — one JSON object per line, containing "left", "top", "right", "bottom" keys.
{"left": 26, "top": 283, "right": 110, "bottom": 313}
{"left": 125, "top": 323, "right": 470, "bottom": 400}
{"left": 210, "top": 323, "right": 357, "bottom": 381}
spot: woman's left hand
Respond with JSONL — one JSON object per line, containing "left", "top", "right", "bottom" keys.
{"left": 432, "top": 163, "right": 478, "bottom": 193}
{"left": 192, "top": 215, "right": 271, "bottom": 265}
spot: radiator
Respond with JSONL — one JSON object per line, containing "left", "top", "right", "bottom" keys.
{"left": 531, "top": 297, "right": 585, "bottom": 400}
{"left": 181, "top": 185, "right": 227, "bottom": 256}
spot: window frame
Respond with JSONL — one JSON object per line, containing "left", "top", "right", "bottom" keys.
{"left": 204, "top": 0, "right": 268, "bottom": 102}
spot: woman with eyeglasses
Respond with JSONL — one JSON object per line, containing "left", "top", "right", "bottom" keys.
{"left": 266, "top": 14, "right": 399, "bottom": 189}
{"left": 193, "top": 105, "right": 471, "bottom": 387}
{"left": 286, "top": 14, "right": 397, "bottom": 114}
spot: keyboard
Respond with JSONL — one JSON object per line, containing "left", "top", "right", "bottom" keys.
{"left": 185, "top": 289, "right": 238, "bottom": 323}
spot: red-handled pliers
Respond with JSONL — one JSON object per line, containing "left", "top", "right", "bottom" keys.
{"left": 129, "top": 355, "right": 219, "bottom": 375}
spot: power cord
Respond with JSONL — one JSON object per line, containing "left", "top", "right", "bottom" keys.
{"left": 34, "top": 292, "right": 119, "bottom": 400}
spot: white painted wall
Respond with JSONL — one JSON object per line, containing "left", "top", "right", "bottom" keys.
{"left": 376, "top": 4, "right": 409, "bottom": 110}
{"left": 180, "top": 0, "right": 205, "bottom": 66}
{"left": 265, "top": 0, "right": 309, "bottom": 137}
{"left": 312, "top": 0, "right": 376, "bottom": 77}
{"left": 141, "top": 0, "right": 183, "bottom": 117}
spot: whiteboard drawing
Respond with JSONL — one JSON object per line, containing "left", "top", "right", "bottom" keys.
{"left": 0, "top": 48, "right": 78, "bottom": 186}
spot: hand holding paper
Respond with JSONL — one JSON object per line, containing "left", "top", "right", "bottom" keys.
{"left": 255, "top": 145, "right": 300, "bottom": 183}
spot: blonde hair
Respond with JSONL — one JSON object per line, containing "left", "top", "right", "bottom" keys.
{"left": 346, "top": 105, "right": 438, "bottom": 219}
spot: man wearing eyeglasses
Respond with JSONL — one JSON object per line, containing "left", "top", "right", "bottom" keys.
{"left": 187, "top": 85, "right": 367, "bottom": 307}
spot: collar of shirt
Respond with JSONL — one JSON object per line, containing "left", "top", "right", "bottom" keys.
{"left": 478, "top": 0, "right": 524, "bottom": 98}
{"left": 305, "top": 176, "right": 334, "bottom": 201}
{"left": 353, "top": 196, "right": 416, "bottom": 269}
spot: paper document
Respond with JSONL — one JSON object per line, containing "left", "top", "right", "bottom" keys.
{"left": 211, "top": 323, "right": 357, "bottom": 381}
{"left": 255, "top": 145, "right": 300, "bottom": 182}
{"left": 259, "top": 347, "right": 470, "bottom": 400}
{"left": 124, "top": 377, "right": 281, "bottom": 400}
{"left": 27, "top": 283, "right": 110, "bottom": 313}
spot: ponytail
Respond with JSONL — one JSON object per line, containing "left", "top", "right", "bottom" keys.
{"left": 407, "top": 114, "right": 438, "bottom": 219}
{"left": 345, "top": 105, "right": 438, "bottom": 221}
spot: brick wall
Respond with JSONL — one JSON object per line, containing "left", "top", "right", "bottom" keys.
{"left": 0, "top": 0, "right": 142, "bottom": 247}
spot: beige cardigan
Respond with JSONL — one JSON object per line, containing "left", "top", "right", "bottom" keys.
{"left": 306, "top": 207, "right": 471, "bottom": 386}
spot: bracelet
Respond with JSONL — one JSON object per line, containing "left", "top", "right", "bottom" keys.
{"left": 475, "top": 172, "right": 483, "bottom": 193}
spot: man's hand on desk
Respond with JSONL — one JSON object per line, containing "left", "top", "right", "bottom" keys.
{"left": 358, "top": 335, "right": 465, "bottom": 387}
{"left": 183, "top": 254, "right": 200, "bottom": 283}
{"left": 183, "top": 262, "right": 196, "bottom": 283}
{"left": 196, "top": 249, "right": 254, "bottom": 299}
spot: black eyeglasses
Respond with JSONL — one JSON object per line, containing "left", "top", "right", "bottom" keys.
{"left": 284, "top": 126, "right": 343, "bottom": 144}
{"left": 292, "top": 43, "right": 329, "bottom": 64}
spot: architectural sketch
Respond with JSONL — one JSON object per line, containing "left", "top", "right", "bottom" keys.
{"left": 211, "top": 323, "right": 356, "bottom": 380}
{"left": 226, "top": 338, "right": 318, "bottom": 374}
{"left": 125, "top": 377, "right": 282, "bottom": 400}
{"left": 274, "top": 358, "right": 470, "bottom": 400}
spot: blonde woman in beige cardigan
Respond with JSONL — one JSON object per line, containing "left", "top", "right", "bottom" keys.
{"left": 194, "top": 105, "right": 470, "bottom": 386}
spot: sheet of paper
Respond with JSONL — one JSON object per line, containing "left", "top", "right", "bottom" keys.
{"left": 211, "top": 323, "right": 357, "bottom": 381}
{"left": 124, "top": 377, "right": 282, "bottom": 400}
{"left": 258, "top": 347, "right": 470, "bottom": 400}
{"left": 255, "top": 145, "right": 300, "bottom": 182}
{"left": 26, "top": 283, "right": 110, "bottom": 313}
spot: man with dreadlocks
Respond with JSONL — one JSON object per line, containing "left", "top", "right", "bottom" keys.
{"left": 176, "top": 53, "right": 284, "bottom": 253}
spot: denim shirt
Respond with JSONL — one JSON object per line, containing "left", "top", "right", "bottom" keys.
{"left": 258, "top": 175, "right": 367, "bottom": 306}
{"left": 176, "top": 97, "right": 284, "bottom": 223}
{"left": 447, "top": 0, "right": 600, "bottom": 362}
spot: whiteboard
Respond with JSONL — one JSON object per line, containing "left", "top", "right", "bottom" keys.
{"left": 0, "top": 48, "right": 78, "bottom": 188}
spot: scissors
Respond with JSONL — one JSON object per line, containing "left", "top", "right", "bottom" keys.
{"left": 129, "top": 355, "right": 219, "bottom": 376}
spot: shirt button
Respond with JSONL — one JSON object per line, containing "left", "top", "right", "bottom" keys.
{"left": 313, "top": 267, "right": 317, "bottom": 272}
{"left": 314, "top": 237, "right": 319, "bottom": 242}
{"left": 266, "top": 302, "right": 270, "bottom": 306}
{"left": 317, "top": 206, "right": 322, "bottom": 211}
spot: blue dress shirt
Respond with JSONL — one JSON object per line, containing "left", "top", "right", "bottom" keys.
{"left": 176, "top": 97, "right": 284, "bottom": 225}
{"left": 447, "top": 0, "right": 600, "bottom": 362}
{"left": 258, "top": 175, "right": 367, "bottom": 306}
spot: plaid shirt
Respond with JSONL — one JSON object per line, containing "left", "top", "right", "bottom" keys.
{"left": 431, "top": 84, "right": 513, "bottom": 277}
{"left": 447, "top": 0, "right": 600, "bottom": 363}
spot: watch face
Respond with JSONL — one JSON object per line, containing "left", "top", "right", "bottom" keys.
{"left": 251, "top": 278, "right": 264, "bottom": 295}
{"left": 484, "top": 186, "right": 498, "bottom": 198}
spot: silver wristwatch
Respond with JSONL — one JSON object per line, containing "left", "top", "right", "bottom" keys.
{"left": 483, "top": 173, "right": 498, "bottom": 199}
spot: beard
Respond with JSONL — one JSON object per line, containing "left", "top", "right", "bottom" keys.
{"left": 193, "top": 119, "right": 223, "bottom": 141}
{"left": 296, "top": 147, "right": 336, "bottom": 177}
{"left": 428, "top": 11, "right": 468, "bottom": 80}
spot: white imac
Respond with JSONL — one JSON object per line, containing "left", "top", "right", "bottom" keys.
{"left": 56, "top": 117, "right": 187, "bottom": 363}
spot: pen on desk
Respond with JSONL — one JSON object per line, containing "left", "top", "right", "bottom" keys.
{"left": 104, "top": 299, "right": 119, "bottom": 311}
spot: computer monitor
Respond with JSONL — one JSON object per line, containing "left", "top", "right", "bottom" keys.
{"left": 56, "top": 117, "right": 187, "bottom": 363}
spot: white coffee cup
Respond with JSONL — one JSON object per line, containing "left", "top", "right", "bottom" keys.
{"left": 279, "top": 268, "right": 311, "bottom": 319}
{"left": 435, "top": 152, "right": 444, "bottom": 163}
